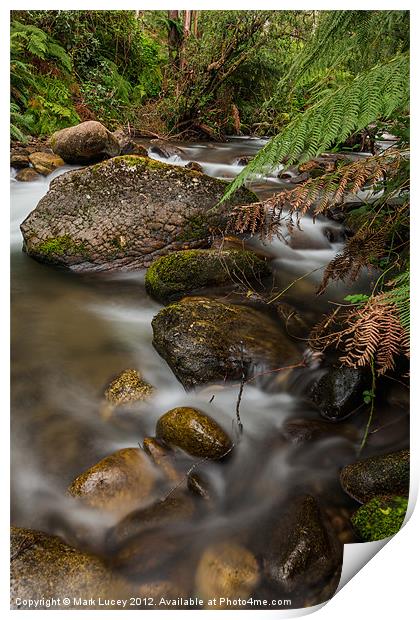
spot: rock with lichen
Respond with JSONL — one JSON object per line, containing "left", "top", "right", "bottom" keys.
{"left": 20, "top": 155, "right": 256, "bottom": 271}
{"left": 28, "top": 151, "right": 65, "bottom": 175}
{"left": 351, "top": 495, "right": 408, "bottom": 541}
{"left": 145, "top": 248, "right": 270, "bottom": 303}
{"left": 104, "top": 369, "right": 154, "bottom": 406}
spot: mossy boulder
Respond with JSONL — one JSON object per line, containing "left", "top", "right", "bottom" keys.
{"left": 340, "top": 449, "right": 410, "bottom": 503}
{"left": 145, "top": 249, "right": 270, "bottom": 303}
{"left": 28, "top": 151, "right": 65, "bottom": 175}
{"left": 104, "top": 369, "right": 154, "bottom": 406}
{"left": 20, "top": 156, "right": 256, "bottom": 271}
{"left": 50, "top": 120, "right": 120, "bottom": 164}
{"left": 151, "top": 297, "right": 300, "bottom": 388}
{"left": 195, "top": 542, "right": 259, "bottom": 607}
{"left": 67, "top": 447, "right": 158, "bottom": 515}
{"left": 10, "top": 527, "right": 128, "bottom": 609}
{"left": 262, "top": 495, "right": 342, "bottom": 595}
{"left": 310, "top": 367, "right": 368, "bottom": 421}
{"left": 351, "top": 495, "right": 408, "bottom": 541}
{"left": 156, "top": 407, "right": 232, "bottom": 459}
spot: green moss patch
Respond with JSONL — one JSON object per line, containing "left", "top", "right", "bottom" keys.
{"left": 145, "top": 248, "right": 270, "bottom": 303}
{"left": 351, "top": 495, "right": 408, "bottom": 541}
{"left": 35, "top": 235, "right": 87, "bottom": 260}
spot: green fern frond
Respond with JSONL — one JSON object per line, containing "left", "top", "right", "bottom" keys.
{"left": 381, "top": 269, "right": 410, "bottom": 335}
{"left": 223, "top": 53, "right": 409, "bottom": 201}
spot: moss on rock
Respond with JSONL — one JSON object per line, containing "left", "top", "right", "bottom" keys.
{"left": 145, "top": 248, "right": 270, "bottom": 303}
{"left": 351, "top": 495, "right": 408, "bottom": 541}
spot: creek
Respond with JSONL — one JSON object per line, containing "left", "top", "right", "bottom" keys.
{"left": 10, "top": 137, "right": 409, "bottom": 606}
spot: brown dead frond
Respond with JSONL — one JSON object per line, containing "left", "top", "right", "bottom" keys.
{"left": 309, "top": 297, "right": 409, "bottom": 375}
{"left": 228, "top": 149, "right": 404, "bottom": 237}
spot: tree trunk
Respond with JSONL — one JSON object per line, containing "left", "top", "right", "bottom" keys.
{"left": 168, "top": 10, "right": 182, "bottom": 68}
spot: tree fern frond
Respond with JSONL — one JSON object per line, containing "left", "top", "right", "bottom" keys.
{"left": 222, "top": 53, "right": 409, "bottom": 201}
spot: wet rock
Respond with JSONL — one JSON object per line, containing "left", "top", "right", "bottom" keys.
{"left": 262, "top": 495, "right": 342, "bottom": 594}
{"left": 15, "top": 167, "right": 41, "bottom": 182}
{"left": 282, "top": 417, "right": 359, "bottom": 444}
{"left": 104, "top": 369, "right": 154, "bottom": 406}
{"left": 310, "top": 367, "right": 367, "bottom": 421}
{"left": 340, "top": 449, "right": 410, "bottom": 503}
{"left": 143, "top": 437, "right": 182, "bottom": 483}
{"left": 67, "top": 448, "right": 158, "bottom": 514}
{"left": 196, "top": 542, "right": 259, "bottom": 607}
{"left": 287, "top": 228, "right": 331, "bottom": 250}
{"left": 112, "top": 129, "right": 148, "bottom": 157}
{"left": 145, "top": 249, "right": 270, "bottom": 304}
{"left": 156, "top": 407, "right": 232, "bottom": 459}
{"left": 28, "top": 151, "right": 65, "bottom": 175}
{"left": 236, "top": 155, "right": 254, "bottom": 166}
{"left": 20, "top": 156, "right": 256, "bottom": 271}
{"left": 298, "top": 154, "right": 351, "bottom": 175}
{"left": 185, "top": 161, "right": 203, "bottom": 172}
{"left": 50, "top": 120, "right": 120, "bottom": 164}
{"left": 149, "top": 139, "right": 185, "bottom": 158}
{"left": 152, "top": 297, "right": 300, "bottom": 389}
{"left": 11, "top": 153, "right": 30, "bottom": 169}
{"left": 108, "top": 492, "right": 195, "bottom": 549}
{"left": 351, "top": 495, "right": 408, "bottom": 541}
{"left": 10, "top": 527, "right": 128, "bottom": 609}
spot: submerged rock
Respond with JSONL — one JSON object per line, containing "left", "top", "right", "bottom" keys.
{"left": 196, "top": 542, "right": 259, "bottom": 607}
{"left": 50, "top": 120, "right": 120, "bottom": 164}
{"left": 310, "top": 367, "right": 367, "bottom": 421}
{"left": 145, "top": 249, "right": 269, "bottom": 303}
{"left": 15, "top": 167, "right": 41, "bottom": 182}
{"left": 104, "top": 369, "right": 154, "bottom": 406}
{"left": 151, "top": 297, "right": 300, "bottom": 388}
{"left": 20, "top": 156, "right": 256, "bottom": 271}
{"left": 67, "top": 448, "right": 157, "bottom": 514}
{"left": 351, "top": 495, "right": 408, "bottom": 541}
{"left": 282, "top": 417, "right": 359, "bottom": 444}
{"left": 262, "top": 495, "right": 342, "bottom": 594}
{"left": 108, "top": 492, "right": 195, "bottom": 550}
{"left": 156, "top": 407, "right": 232, "bottom": 459}
{"left": 10, "top": 527, "right": 127, "bottom": 608}
{"left": 187, "top": 471, "right": 213, "bottom": 500}
{"left": 340, "top": 449, "right": 410, "bottom": 503}
{"left": 143, "top": 437, "right": 182, "bottom": 483}
{"left": 149, "top": 139, "right": 184, "bottom": 158}
{"left": 28, "top": 151, "right": 64, "bottom": 175}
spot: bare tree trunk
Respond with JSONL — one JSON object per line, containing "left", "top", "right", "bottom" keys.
{"left": 192, "top": 11, "right": 199, "bottom": 37}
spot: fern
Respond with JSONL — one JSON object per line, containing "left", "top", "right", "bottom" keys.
{"left": 381, "top": 269, "right": 410, "bottom": 336}
{"left": 223, "top": 53, "right": 409, "bottom": 200}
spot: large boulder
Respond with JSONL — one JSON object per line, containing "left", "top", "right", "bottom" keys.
{"left": 10, "top": 527, "right": 129, "bottom": 609}
{"left": 145, "top": 249, "right": 270, "bottom": 304}
{"left": 151, "top": 297, "right": 300, "bottom": 388}
{"left": 20, "top": 156, "right": 256, "bottom": 271}
{"left": 50, "top": 120, "right": 120, "bottom": 164}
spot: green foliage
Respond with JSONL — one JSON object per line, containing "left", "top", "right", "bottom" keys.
{"left": 224, "top": 53, "right": 409, "bottom": 199}
{"left": 344, "top": 294, "right": 370, "bottom": 304}
{"left": 381, "top": 269, "right": 410, "bottom": 336}
{"left": 351, "top": 496, "right": 408, "bottom": 541}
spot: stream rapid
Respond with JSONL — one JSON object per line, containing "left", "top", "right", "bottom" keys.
{"left": 10, "top": 137, "right": 409, "bottom": 603}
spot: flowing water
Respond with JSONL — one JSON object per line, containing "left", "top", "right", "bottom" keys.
{"left": 10, "top": 138, "right": 409, "bottom": 606}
